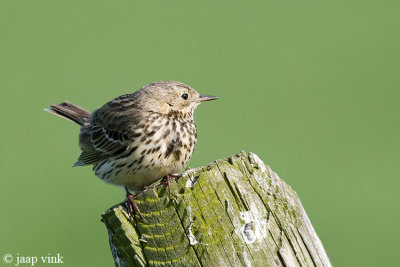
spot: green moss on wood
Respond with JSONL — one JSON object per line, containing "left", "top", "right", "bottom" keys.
{"left": 101, "top": 151, "right": 331, "bottom": 267}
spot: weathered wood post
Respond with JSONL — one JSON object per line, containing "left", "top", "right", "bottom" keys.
{"left": 101, "top": 151, "right": 331, "bottom": 267}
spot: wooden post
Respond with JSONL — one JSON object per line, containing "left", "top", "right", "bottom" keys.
{"left": 101, "top": 151, "right": 332, "bottom": 267}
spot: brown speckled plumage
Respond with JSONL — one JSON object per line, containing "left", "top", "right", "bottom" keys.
{"left": 46, "top": 81, "right": 217, "bottom": 219}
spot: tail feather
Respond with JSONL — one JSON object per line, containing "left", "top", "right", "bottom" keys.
{"left": 45, "top": 102, "right": 91, "bottom": 126}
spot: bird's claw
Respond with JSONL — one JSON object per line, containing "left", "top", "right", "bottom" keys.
{"left": 125, "top": 187, "right": 147, "bottom": 223}
{"left": 144, "top": 174, "right": 183, "bottom": 199}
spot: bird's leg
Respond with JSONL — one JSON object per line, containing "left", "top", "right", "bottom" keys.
{"left": 124, "top": 186, "right": 147, "bottom": 222}
{"left": 163, "top": 174, "right": 183, "bottom": 198}
{"left": 144, "top": 174, "right": 183, "bottom": 198}
{"left": 145, "top": 180, "right": 164, "bottom": 190}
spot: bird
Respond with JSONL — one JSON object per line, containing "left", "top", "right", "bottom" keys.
{"left": 46, "top": 81, "right": 218, "bottom": 220}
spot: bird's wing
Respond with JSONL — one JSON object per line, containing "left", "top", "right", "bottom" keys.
{"left": 90, "top": 126, "right": 130, "bottom": 153}
{"left": 75, "top": 97, "right": 144, "bottom": 166}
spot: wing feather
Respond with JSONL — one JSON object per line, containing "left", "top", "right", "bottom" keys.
{"left": 74, "top": 102, "right": 145, "bottom": 166}
{"left": 91, "top": 127, "right": 128, "bottom": 153}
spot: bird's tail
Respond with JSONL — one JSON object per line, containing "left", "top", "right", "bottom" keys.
{"left": 45, "top": 102, "right": 91, "bottom": 126}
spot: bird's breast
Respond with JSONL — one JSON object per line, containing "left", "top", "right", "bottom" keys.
{"left": 94, "top": 113, "right": 197, "bottom": 191}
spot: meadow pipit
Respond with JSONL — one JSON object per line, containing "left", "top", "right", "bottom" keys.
{"left": 46, "top": 81, "right": 217, "bottom": 220}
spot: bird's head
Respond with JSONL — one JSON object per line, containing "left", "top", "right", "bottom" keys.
{"left": 135, "top": 81, "right": 218, "bottom": 117}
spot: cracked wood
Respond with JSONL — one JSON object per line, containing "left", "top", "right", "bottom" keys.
{"left": 101, "top": 151, "right": 332, "bottom": 267}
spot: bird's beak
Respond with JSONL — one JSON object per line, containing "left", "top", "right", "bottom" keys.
{"left": 198, "top": 95, "right": 218, "bottom": 102}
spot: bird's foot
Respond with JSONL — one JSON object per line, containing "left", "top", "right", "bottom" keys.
{"left": 124, "top": 186, "right": 147, "bottom": 223}
{"left": 144, "top": 174, "right": 183, "bottom": 198}
{"left": 164, "top": 174, "right": 182, "bottom": 198}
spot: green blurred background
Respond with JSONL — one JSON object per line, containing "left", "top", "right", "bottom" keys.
{"left": 1, "top": 1, "right": 399, "bottom": 266}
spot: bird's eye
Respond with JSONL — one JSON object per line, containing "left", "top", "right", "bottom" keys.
{"left": 181, "top": 93, "right": 189, "bottom": 100}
